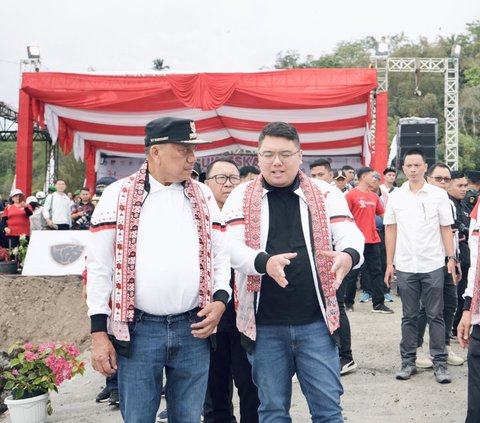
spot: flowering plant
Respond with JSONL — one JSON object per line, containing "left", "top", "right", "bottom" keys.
{"left": 10, "top": 234, "right": 29, "bottom": 267}
{"left": 0, "top": 245, "right": 9, "bottom": 261}
{"left": 2, "top": 341, "right": 85, "bottom": 414}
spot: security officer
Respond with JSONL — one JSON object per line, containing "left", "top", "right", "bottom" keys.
{"left": 463, "top": 171, "right": 480, "bottom": 213}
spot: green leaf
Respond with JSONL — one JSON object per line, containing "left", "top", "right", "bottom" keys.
{"left": 9, "top": 358, "right": 20, "bottom": 366}
{"left": 16, "top": 387, "right": 24, "bottom": 399}
{"left": 4, "top": 380, "right": 15, "bottom": 390}
{"left": 28, "top": 372, "right": 37, "bottom": 380}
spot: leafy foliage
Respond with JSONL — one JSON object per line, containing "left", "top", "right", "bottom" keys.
{"left": 273, "top": 20, "right": 480, "bottom": 169}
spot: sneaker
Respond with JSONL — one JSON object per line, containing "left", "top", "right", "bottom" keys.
{"left": 157, "top": 409, "right": 168, "bottom": 422}
{"left": 395, "top": 364, "right": 417, "bottom": 380}
{"left": 434, "top": 365, "right": 452, "bottom": 384}
{"left": 95, "top": 386, "right": 110, "bottom": 403}
{"left": 340, "top": 358, "right": 358, "bottom": 375}
{"left": 359, "top": 292, "right": 371, "bottom": 303}
{"left": 384, "top": 292, "right": 394, "bottom": 302}
{"left": 447, "top": 346, "right": 464, "bottom": 366}
{"left": 346, "top": 304, "right": 354, "bottom": 312}
{"left": 415, "top": 347, "right": 433, "bottom": 368}
{"left": 372, "top": 304, "right": 394, "bottom": 314}
{"left": 108, "top": 388, "right": 119, "bottom": 406}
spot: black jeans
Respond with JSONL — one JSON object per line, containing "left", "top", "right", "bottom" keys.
{"left": 204, "top": 331, "right": 259, "bottom": 423}
{"left": 362, "top": 243, "right": 385, "bottom": 307}
{"left": 466, "top": 325, "right": 480, "bottom": 422}
{"left": 417, "top": 266, "right": 457, "bottom": 347}
{"left": 336, "top": 276, "right": 353, "bottom": 362}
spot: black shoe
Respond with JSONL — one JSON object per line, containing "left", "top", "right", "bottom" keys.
{"left": 372, "top": 304, "right": 394, "bottom": 314}
{"left": 340, "top": 358, "right": 358, "bottom": 375}
{"left": 95, "top": 386, "right": 110, "bottom": 403}
{"left": 108, "top": 388, "right": 119, "bottom": 406}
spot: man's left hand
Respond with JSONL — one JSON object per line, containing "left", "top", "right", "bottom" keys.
{"left": 191, "top": 301, "right": 226, "bottom": 339}
{"left": 447, "top": 258, "right": 457, "bottom": 285}
{"left": 320, "top": 250, "right": 353, "bottom": 289}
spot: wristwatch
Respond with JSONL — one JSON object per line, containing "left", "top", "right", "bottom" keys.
{"left": 447, "top": 255, "right": 457, "bottom": 262}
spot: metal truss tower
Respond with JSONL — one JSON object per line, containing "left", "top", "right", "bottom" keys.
{"left": 371, "top": 57, "right": 459, "bottom": 170}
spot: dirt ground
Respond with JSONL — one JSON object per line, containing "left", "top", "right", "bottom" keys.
{"left": 0, "top": 276, "right": 470, "bottom": 422}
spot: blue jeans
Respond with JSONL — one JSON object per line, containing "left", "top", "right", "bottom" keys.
{"left": 247, "top": 319, "right": 343, "bottom": 423}
{"left": 117, "top": 308, "right": 210, "bottom": 423}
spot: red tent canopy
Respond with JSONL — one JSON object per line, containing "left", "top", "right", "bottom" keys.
{"left": 16, "top": 69, "right": 381, "bottom": 194}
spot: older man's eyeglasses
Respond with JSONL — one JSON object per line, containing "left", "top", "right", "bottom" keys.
{"left": 258, "top": 150, "right": 299, "bottom": 164}
{"left": 207, "top": 174, "right": 241, "bottom": 185}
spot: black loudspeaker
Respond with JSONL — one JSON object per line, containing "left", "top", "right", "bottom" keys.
{"left": 397, "top": 117, "right": 438, "bottom": 168}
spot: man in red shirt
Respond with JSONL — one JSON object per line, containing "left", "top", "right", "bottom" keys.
{"left": 345, "top": 167, "right": 394, "bottom": 314}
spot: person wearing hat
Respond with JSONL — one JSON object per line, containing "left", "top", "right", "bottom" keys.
{"left": 26, "top": 195, "right": 43, "bottom": 233}
{"left": 2, "top": 189, "right": 33, "bottom": 248}
{"left": 87, "top": 116, "right": 231, "bottom": 423}
{"left": 333, "top": 170, "right": 349, "bottom": 193}
{"left": 42, "top": 179, "right": 72, "bottom": 230}
{"left": 35, "top": 191, "right": 46, "bottom": 206}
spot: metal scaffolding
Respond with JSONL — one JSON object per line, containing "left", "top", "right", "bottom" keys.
{"left": 371, "top": 57, "right": 459, "bottom": 170}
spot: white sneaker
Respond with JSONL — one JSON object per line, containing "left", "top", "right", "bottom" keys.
{"left": 415, "top": 347, "right": 433, "bottom": 369}
{"left": 447, "top": 346, "right": 465, "bottom": 366}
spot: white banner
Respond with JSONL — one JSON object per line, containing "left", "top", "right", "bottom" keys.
{"left": 22, "top": 231, "right": 90, "bottom": 276}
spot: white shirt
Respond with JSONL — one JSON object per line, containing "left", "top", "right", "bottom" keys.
{"left": 384, "top": 181, "right": 453, "bottom": 273}
{"left": 87, "top": 176, "right": 231, "bottom": 318}
{"left": 42, "top": 192, "right": 72, "bottom": 227}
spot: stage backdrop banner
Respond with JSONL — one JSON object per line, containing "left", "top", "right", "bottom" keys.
{"left": 96, "top": 154, "right": 362, "bottom": 181}
{"left": 22, "top": 230, "right": 90, "bottom": 276}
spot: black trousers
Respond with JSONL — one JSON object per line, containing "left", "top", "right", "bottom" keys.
{"left": 336, "top": 276, "right": 353, "bottom": 362}
{"left": 204, "top": 331, "right": 259, "bottom": 423}
{"left": 466, "top": 325, "right": 480, "bottom": 423}
{"left": 453, "top": 262, "right": 469, "bottom": 336}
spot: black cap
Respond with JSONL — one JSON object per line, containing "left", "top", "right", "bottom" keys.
{"left": 466, "top": 170, "right": 480, "bottom": 184}
{"left": 144, "top": 117, "right": 210, "bottom": 146}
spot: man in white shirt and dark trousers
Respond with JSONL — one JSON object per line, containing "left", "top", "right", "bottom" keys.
{"left": 384, "top": 149, "right": 456, "bottom": 384}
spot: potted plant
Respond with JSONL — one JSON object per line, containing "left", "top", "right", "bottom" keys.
{"left": 10, "top": 235, "right": 29, "bottom": 269}
{"left": 0, "top": 245, "right": 17, "bottom": 274}
{"left": 2, "top": 341, "right": 85, "bottom": 423}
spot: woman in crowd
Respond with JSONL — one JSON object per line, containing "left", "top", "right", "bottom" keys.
{"left": 2, "top": 189, "right": 33, "bottom": 248}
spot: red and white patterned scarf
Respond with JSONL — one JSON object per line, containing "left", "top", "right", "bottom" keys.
{"left": 472, "top": 202, "right": 480, "bottom": 315}
{"left": 110, "top": 160, "right": 213, "bottom": 341}
{"left": 242, "top": 171, "right": 340, "bottom": 333}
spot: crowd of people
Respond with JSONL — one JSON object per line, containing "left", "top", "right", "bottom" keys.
{"left": 2, "top": 116, "right": 479, "bottom": 422}
{"left": 83, "top": 117, "right": 480, "bottom": 423}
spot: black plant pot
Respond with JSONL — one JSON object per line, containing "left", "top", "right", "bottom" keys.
{"left": 0, "top": 261, "right": 17, "bottom": 274}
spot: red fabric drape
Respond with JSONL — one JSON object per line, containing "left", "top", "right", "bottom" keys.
{"left": 84, "top": 143, "right": 96, "bottom": 193}
{"left": 371, "top": 91, "right": 388, "bottom": 175}
{"left": 16, "top": 91, "right": 34, "bottom": 195}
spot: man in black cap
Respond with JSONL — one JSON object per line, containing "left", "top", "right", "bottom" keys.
{"left": 464, "top": 171, "right": 480, "bottom": 213}
{"left": 87, "top": 117, "right": 231, "bottom": 423}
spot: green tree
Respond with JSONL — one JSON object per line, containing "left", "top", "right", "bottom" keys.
{"left": 152, "top": 58, "right": 170, "bottom": 71}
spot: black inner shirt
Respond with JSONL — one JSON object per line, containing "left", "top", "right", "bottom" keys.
{"left": 256, "top": 179, "right": 321, "bottom": 325}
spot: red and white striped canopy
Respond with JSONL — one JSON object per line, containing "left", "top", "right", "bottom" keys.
{"left": 17, "top": 68, "right": 377, "bottom": 193}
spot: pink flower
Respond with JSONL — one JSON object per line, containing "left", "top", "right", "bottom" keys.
{"left": 24, "top": 351, "right": 39, "bottom": 362}
{"left": 23, "top": 342, "right": 33, "bottom": 350}
{"left": 12, "top": 369, "right": 19, "bottom": 376}
{"left": 66, "top": 343, "right": 79, "bottom": 357}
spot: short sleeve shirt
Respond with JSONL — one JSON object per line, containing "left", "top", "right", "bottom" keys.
{"left": 384, "top": 181, "right": 454, "bottom": 273}
{"left": 346, "top": 188, "right": 384, "bottom": 244}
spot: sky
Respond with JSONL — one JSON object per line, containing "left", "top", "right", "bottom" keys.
{"left": 0, "top": 0, "right": 478, "bottom": 109}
